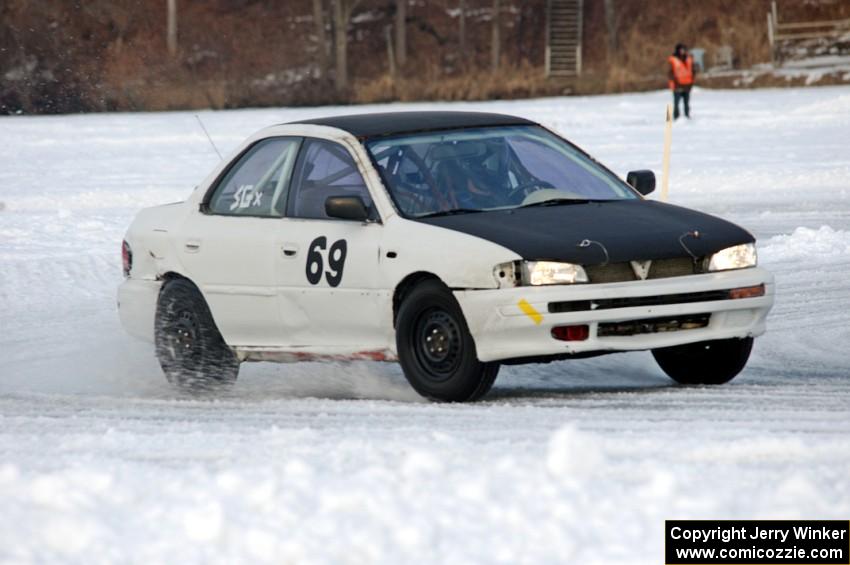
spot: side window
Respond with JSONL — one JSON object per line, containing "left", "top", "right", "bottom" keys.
{"left": 372, "top": 144, "right": 439, "bottom": 216}
{"left": 207, "top": 137, "right": 300, "bottom": 217}
{"left": 287, "top": 139, "right": 374, "bottom": 220}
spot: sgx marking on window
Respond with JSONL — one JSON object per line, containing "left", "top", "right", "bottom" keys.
{"left": 230, "top": 184, "right": 263, "bottom": 210}
{"left": 306, "top": 236, "right": 348, "bottom": 287}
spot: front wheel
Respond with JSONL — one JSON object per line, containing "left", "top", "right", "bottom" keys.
{"left": 154, "top": 278, "right": 239, "bottom": 391}
{"left": 652, "top": 337, "right": 754, "bottom": 385}
{"left": 396, "top": 280, "right": 499, "bottom": 402}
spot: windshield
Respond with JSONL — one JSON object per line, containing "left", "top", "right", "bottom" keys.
{"left": 366, "top": 125, "right": 637, "bottom": 218}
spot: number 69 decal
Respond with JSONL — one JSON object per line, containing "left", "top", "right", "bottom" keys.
{"left": 306, "top": 236, "right": 348, "bottom": 287}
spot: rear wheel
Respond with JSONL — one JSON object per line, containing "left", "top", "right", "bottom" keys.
{"left": 154, "top": 278, "right": 239, "bottom": 391}
{"left": 652, "top": 337, "right": 754, "bottom": 385}
{"left": 396, "top": 279, "right": 499, "bottom": 402}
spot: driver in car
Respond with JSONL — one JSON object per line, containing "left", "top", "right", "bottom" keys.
{"left": 435, "top": 142, "right": 513, "bottom": 210}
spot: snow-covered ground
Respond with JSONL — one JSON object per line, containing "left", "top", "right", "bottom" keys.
{"left": 1, "top": 86, "right": 849, "bottom": 564}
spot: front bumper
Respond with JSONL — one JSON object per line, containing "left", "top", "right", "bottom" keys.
{"left": 454, "top": 267, "right": 775, "bottom": 363}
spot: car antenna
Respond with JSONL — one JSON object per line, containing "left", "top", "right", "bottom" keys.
{"left": 195, "top": 114, "right": 223, "bottom": 161}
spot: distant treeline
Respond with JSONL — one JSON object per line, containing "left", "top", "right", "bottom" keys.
{"left": 2, "top": 0, "right": 849, "bottom": 114}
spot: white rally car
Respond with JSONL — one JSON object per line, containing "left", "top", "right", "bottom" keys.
{"left": 118, "top": 111, "right": 774, "bottom": 401}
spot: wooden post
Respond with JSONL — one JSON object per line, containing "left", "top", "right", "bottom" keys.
{"left": 544, "top": 0, "right": 551, "bottom": 77}
{"left": 604, "top": 0, "right": 617, "bottom": 56}
{"left": 661, "top": 104, "right": 673, "bottom": 202}
{"left": 767, "top": 12, "right": 775, "bottom": 65}
{"left": 333, "top": 0, "right": 349, "bottom": 91}
{"left": 313, "top": 0, "right": 329, "bottom": 76}
{"left": 331, "top": 0, "right": 362, "bottom": 92}
{"left": 395, "top": 0, "right": 406, "bottom": 68}
{"left": 385, "top": 24, "right": 396, "bottom": 77}
{"left": 490, "top": 0, "right": 500, "bottom": 72}
{"left": 166, "top": 0, "right": 178, "bottom": 57}
{"left": 770, "top": 1, "right": 780, "bottom": 66}
{"left": 576, "top": 0, "right": 584, "bottom": 75}
{"left": 459, "top": 0, "right": 466, "bottom": 58}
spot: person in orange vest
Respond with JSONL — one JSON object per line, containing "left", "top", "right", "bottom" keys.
{"left": 668, "top": 43, "right": 696, "bottom": 119}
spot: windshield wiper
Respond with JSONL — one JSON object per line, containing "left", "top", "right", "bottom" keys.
{"left": 416, "top": 208, "right": 485, "bottom": 219}
{"left": 517, "top": 197, "right": 594, "bottom": 209}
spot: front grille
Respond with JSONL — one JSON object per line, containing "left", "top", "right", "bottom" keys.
{"left": 584, "top": 257, "right": 704, "bottom": 283}
{"left": 549, "top": 289, "right": 731, "bottom": 314}
{"left": 585, "top": 262, "right": 634, "bottom": 283}
{"left": 597, "top": 313, "right": 711, "bottom": 337}
{"left": 649, "top": 257, "right": 701, "bottom": 279}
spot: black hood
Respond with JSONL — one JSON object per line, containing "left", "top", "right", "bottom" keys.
{"left": 415, "top": 200, "right": 753, "bottom": 265}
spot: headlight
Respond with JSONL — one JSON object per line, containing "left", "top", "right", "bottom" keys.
{"left": 523, "top": 261, "right": 589, "bottom": 285}
{"left": 707, "top": 243, "right": 757, "bottom": 272}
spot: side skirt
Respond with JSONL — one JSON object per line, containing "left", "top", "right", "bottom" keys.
{"left": 234, "top": 346, "right": 398, "bottom": 363}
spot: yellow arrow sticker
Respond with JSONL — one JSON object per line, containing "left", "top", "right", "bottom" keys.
{"left": 517, "top": 299, "right": 543, "bottom": 325}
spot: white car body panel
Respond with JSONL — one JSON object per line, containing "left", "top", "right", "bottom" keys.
{"left": 456, "top": 268, "right": 774, "bottom": 362}
{"left": 176, "top": 213, "right": 284, "bottom": 346}
{"left": 118, "top": 123, "right": 521, "bottom": 356}
{"left": 118, "top": 121, "right": 774, "bottom": 365}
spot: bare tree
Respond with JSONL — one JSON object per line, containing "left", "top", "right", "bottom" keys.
{"left": 386, "top": 24, "right": 396, "bottom": 77}
{"left": 490, "top": 0, "right": 500, "bottom": 72}
{"left": 331, "top": 0, "right": 362, "bottom": 92}
{"left": 312, "top": 0, "right": 329, "bottom": 76}
{"left": 395, "top": 0, "right": 407, "bottom": 68}
{"left": 458, "top": 0, "right": 466, "bottom": 59}
{"left": 166, "top": 0, "right": 178, "bottom": 57}
{"left": 604, "top": 0, "right": 618, "bottom": 56}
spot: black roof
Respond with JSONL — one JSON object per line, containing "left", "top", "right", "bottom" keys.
{"left": 288, "top": 111, "right": 536, "bottom": 139}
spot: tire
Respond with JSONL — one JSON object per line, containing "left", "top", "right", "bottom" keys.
{"left": 154, "top": 278, "right": 239, "bottom": 391}
{"left": 395, "top": 279, "right": 499, "bottom": 402}
{"left": 652, "top": 337, "right": 754, "bottom": 385}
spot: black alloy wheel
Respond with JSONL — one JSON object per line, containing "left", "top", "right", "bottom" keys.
{"left": 154, "top": 278, "right": 239, "bottom": 391}
{"left": 396, "top": 279, "right": 499, "bottom": 402}
{"left": 413, "top": 307, "right": 463, "bottom": 381}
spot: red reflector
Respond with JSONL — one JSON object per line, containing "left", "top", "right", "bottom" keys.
{"left": 551, "top": 324, "right": 590, "bottom": 342}
{"left": 728, "top": 284, "right": 765, "bottom": 300}
{"left": 122, "top": 240, "right": 132, "bottom": 277}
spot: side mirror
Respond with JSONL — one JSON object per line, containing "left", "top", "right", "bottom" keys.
{"left": 325, "top": 195, "right": 370, "bottom": 221}
{"left": 626, "top": 170, "right": 655, "bottom": 196}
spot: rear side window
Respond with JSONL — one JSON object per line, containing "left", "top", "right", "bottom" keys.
{"left": 286, "top": 139, "right": 374, "bottom": 220}
{"left": 207, "top": 137, "right": 300, "bottom": 217}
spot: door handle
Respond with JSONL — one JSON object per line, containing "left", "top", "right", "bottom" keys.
{"left": 281, "top": 243, "right": 299, "bottom": 257}
{"left": 184, "top": 240, "right": 201, "bottom": 253}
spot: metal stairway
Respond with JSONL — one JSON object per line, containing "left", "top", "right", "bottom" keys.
{"left": 545, "top": 0, "right": 583, "bottom": 77}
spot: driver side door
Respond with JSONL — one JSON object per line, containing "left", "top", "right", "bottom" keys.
{"left": 274, "top": 138, "right": 389, "bottom": 353}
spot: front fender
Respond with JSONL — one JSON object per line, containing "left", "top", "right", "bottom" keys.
{"left": 380, "top": 216, "right": 521, "bottom": 290}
